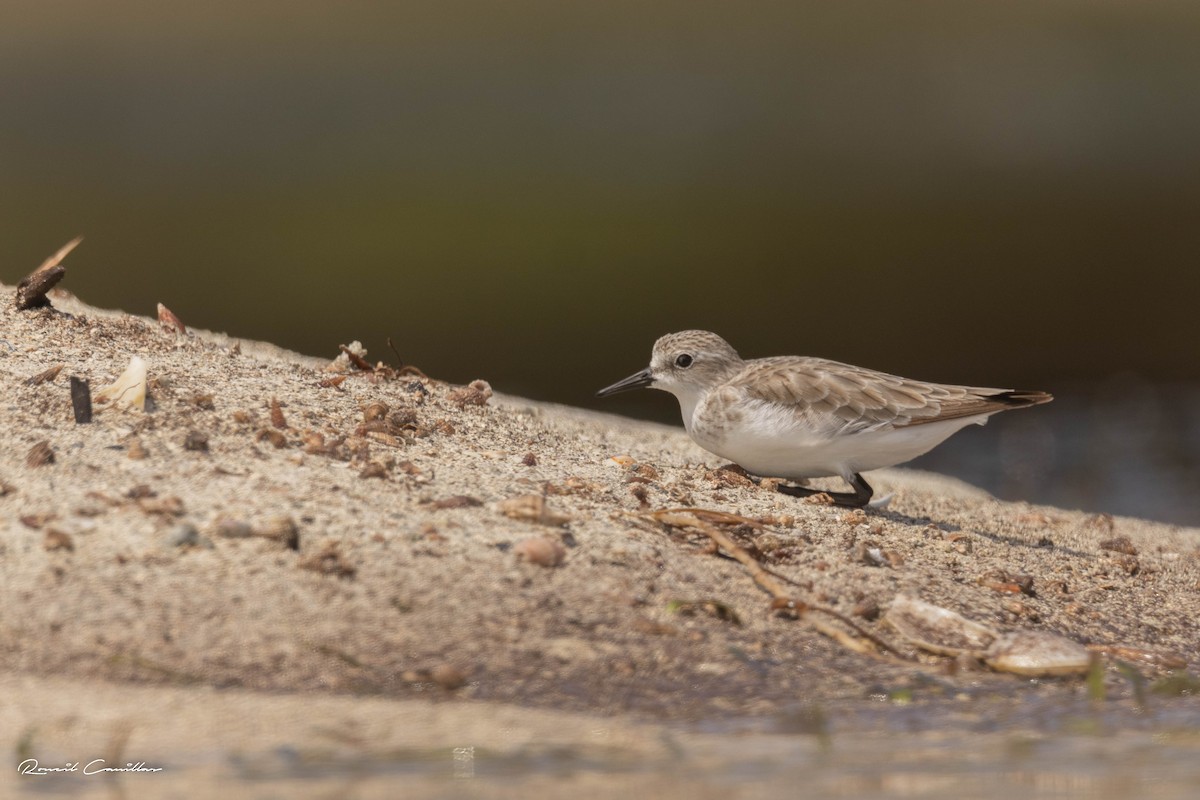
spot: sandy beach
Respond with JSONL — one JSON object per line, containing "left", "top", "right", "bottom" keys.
{"left": 2, "top": 285, "right": 1198, "bottom": 798}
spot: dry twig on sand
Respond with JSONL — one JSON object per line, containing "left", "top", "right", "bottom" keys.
{"left": 645, "top": 508, "right": 911, "bottom": 660}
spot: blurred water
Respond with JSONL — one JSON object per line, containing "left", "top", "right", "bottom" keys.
{"left": 908, "top": 378, "right": 1200, "bottom": 526}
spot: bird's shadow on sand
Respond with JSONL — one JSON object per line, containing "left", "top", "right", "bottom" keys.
{"left": 732, "top": 468, "right": 1097, "bottom": 562}
{"left": 863, "top": 500, "right": 1097, "bottom": 561}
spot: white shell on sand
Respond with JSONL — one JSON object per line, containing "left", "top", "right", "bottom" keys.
{"left": 94, "top": 355, "right": 148, "bottom": 410}
{"left": 886, "top": 594, "right": 1091, "bottom": 677}
{"left": 983, "top": 631, "right": 1091, "bottom": 677}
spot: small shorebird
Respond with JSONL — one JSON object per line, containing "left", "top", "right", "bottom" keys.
{"left": 597, "top": 330, "right": 1052, "bottom": 507}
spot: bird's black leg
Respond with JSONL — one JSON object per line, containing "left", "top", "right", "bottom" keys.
{"left": 777, "top": 473, "right": 874, "bottom": 508}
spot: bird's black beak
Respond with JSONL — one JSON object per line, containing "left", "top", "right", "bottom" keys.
{"left": 596, "top": 368, "right": 654, "bottom": 398}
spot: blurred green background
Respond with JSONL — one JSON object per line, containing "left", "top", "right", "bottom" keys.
{"left": 3, "top": 2, "right": 1197, "bottom": 523}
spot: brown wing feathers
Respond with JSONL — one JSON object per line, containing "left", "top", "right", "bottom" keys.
{"left": 740, "top": 358, "right": 1052, "bottom": 429}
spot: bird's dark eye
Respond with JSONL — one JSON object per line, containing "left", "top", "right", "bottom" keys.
{"left": 675, "top": 354, "right": 694, "bottom": 369}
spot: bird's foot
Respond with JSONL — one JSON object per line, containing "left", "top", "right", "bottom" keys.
{"left": 777, "top": 473, "right": 874, "bottom": 509}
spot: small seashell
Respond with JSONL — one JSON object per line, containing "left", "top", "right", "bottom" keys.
{"left": 448, "top": 379, "right": 493, "bottom": 407}
{"left": 256, "top": 429, "right": 288, "bottom": 449}
{"left": 363, "top": 430, "right": 405, "bottom": 448}
{"left": 362, "top": 402, "right": 389, "bottom": 423}
{"left": 758, "top": 477, "right": 786, "bottom": 493}
{"left": 212, "top": 517, "right": 254, "bottom": 539}
{"left": 983, "top": 630, "right": 1090, "bottom": 677}
{"left": 841, "top": 509, "right": 868, "bottom": 526}
{"left": 164, "top": 523, "right": 209, "bottom": 549}
{"left": 44, "top": 528, "right": 75, "bottom": 552}
{"left": 359, "top": 461, "right": 390, "bottom": 479}
{"left": 499, "top": 495, "right": 571, "bottom": 526}
{"left": 632, "top": 463, "right": 659, "bottom": 480}
{"left": 1099, "top": 536, "right": 1137, "bottom": 556}
{"left": 269, "top": 397, "right": 287, "bottom": 429}
{"left": 513, "top": 535, "right": 566, "bottom": 567}
{"left": 852, "top": 599, "right": 881, "bottom": 621}
{"left": 94, "top": 356, "right": 148, "bottom": 411}
{"left": 183, "top": 430, "right": 210, "bottom": 451}
{"left": 126, "top": 484, "right": 156, "bottom": 500}
{"left": 431, "top": 663, "right": 467, "bottom": 690}
{"left": 608, "top": 455, "right": 635, "bottom": 468}
{"left": 334, "top": 341, "right": 371, "bottom": 371}
{"left": 297, "top": 542, "right": 355, "bottom": 577}
{"left": 707, "top": 464, "right": 751, "bottom": 488}
{"left": 854, "top": 543, "right": 887, "bottom": 567}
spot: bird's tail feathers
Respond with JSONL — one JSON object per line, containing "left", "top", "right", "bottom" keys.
{"left": 991, "top": 389, "right": 1053, "bottom": 407}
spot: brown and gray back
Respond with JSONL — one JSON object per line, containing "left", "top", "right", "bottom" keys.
{"left": 732, "top": 356, "right": 1051, "bottom": 434}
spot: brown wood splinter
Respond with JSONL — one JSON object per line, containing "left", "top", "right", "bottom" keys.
{"left": 70, "top": 376, "right": 93, "bottom": 424}
{"left": 16, "top": 237, "right": 82, "bottom": 310}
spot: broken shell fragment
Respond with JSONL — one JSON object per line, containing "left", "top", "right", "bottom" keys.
{"left": 427, "top": 495, "right": 481, "bottom": 510}
{"left": 448, "top": 379, "right": 492, "bottom": 407}
{"left": 183, "top": 430, "right": 210, "bottom": 451}
{"left": 94, "top": 356, "right": 148, "bottom": 411}
{"left": 24, "top": 364, "right": 64, "bottom": 386}
{"left": 259, "top": 516, "right": 301, "bottom": 550}
{"left": 983, "top": 630, "right": 1090, "bottom": 677}
{"left": 499, "top": 495, "right": 571, "bottom": 527}
{"left": 26, "top": 441, "right": 55, "bottom": 468}
{"left": 269, "top": 397, "right": 287, "bottom": 429}
{"left": 884, "top": 594, "right": 996, "bottom": 656}
{"left": 44, "top": 528, "right": 75, "bottom": 552}
{"left": 157, "top": 303, "right": 186, "bottom": 334}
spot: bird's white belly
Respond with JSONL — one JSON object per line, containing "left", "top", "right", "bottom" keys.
{"left": 690, "top": 402, "right": 989, "bottom": 480}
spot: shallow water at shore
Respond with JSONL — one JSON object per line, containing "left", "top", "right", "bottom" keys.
{"left": 910, "top": 380, "right": 1200, "bottom": 527}
{"left": 15, "top": 700, "right": 1200, "bottom": 800}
